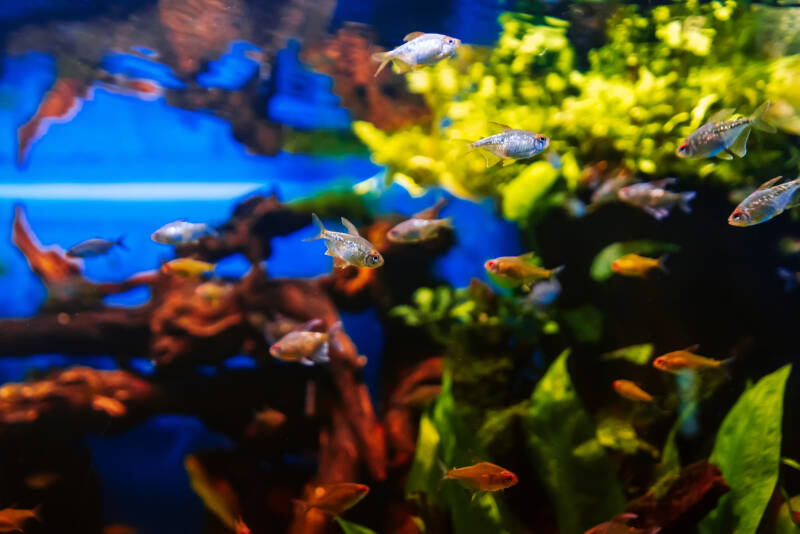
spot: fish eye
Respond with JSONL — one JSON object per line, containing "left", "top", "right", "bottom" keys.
{"left": 367, "top": 253, "right": 381, "bottom": 265}
{"left": 446, "top": 38, "right": 454, "bottom": 45}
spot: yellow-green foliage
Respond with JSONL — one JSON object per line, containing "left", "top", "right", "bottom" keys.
{"left": 353, "top": 2, "right": 800, "bottom": 222}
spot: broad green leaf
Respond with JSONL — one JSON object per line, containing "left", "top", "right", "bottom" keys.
{"left": 699, "top": 364, "right": 792, "bottom": 534}
{"left": 336, "top": 517, "right": 378, "bottom": 534}
{"left": 524, "top": 351, "right": 625, "bottom": 534}
{"left": 405, "top": 372, "right": 519, "bottom": 534}
{"left": 590, "top": 240, "right": 679, "bottom": 282}
{"left": 406, "top": 414, "right": 442, "bottom": 499}
{"left": 595, "top": 414, "right": 659, "bottom": 458}
{"left": 601, "top": 344, "right": 654, "bottom": 365}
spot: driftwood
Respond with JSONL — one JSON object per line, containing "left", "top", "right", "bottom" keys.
{"left": 0, "top": 196, "right": 453, "bottom": 533}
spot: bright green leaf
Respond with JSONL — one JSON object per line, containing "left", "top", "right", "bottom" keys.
{"left": 524, "top": 351, "right": 625, "bottom": 534}
{"left": 782, "top": 457, "right": 800, "bottom": 473}
{"left": 699, "top": 364, "right": 792, "bottom": 534}
{"left": 336, "top": 517, "right": 378, "bottom": 534}
{"left": 601, "top": 343, "right": 654, "bottom": 365}
{"left": 590, "top": 240, "right": 679, "bottom": 282}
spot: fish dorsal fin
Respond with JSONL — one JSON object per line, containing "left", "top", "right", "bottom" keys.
{"left": 403, "top": 31, "right": 425, "bottom": 42}
{"left": 519, "top": 251, "right": 538, "bottom": 264}
{"left": 706, "top": 108, "right": 735, "bottom": 124}
{"left": 489, "top": 121, "right": 513, "bottom": 132}
{"left": 340, "top": 217, "right": 361, "bottom": 236}
{"left": 757, "top": 175, "right": 785, "bottom": 191}
{"left": 681, "top": 344, "right": 700, "bottom": 353}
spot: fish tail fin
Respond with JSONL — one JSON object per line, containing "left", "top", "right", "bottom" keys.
{"left": 658, "top": 254, "right": 670, "bottom": 275}
{"left": 680, "top": 191, "right": 696, "bottom": 214}
{"left": 720, "top": 355, "right": 737, "bottom": 379}
{"left": 33, "top": 504, "right": 44, "bottom": 523}
{"left": 453, "top": 138, "right": 478, "bottom": 158}
{"left": 372, "top": 52, "right": 392, "bottom": 77}
{"left": 550, "top": 265, "right": 565, "bottom": 278}
{"left": 750, "top": 100, "right": 777, "bottom": 133}
{"left": 442, "top": 216, "right": 455, "bottom": 229}
{"left": 778, "top": 267, "right": 797, "bottom": 292}
{"left": 303, "top": 213, "right": 326, "bottom": 242}
{"left": 311, "top": 341, "right": 330, "bottom": 364}
{"left": 116, "top": 235, "right": 128, "bottom": 251}
{"left": 438, "top": 459, "right": 450, "bottom": 482}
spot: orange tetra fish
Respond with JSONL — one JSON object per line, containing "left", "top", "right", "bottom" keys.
{"left": 444, "top": 462, "right": 518, "bottom": 494}
{"left": 612, "top": 380, "right": 655, "bottom": 403}
{"left": 611, "top": 254, "right": 667, "bottom": 278}
{"left": 652, "top": 345, "right": 730, "bottom": 374}
{"left": 295, "top": 483, "right": 370, "bottom": 516}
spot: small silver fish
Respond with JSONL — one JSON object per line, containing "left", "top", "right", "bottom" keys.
{"left": 387, "top": 217, "right": 452, "bottom": 243}
{"left": 729, "top": 176, "right": 800, "bottom": 227}
{"left": 618, "top": 178, "right": 696, "bottom": 220}
{"left": 676, "top": 101, "right": 775, "bottom": 160}
{"left": 525, "top": 277, "right": 562, "bottom": 310}
{"left": 269, "top": 322, "right": 341, "bottom": 366}
{"left": 66, "top": 237, "right": 126, "bottom": 258}
{"left": 590, "top": 173, "right": 636, "bottom": 207}
{"left": 151, "top": 220, "right": 214, "bottom": 245}
{"left": 373, "top": 32, "right": 460, "bottom": 77}
{"left": 304, "top": 214, "right": 384, "bottom": 269}
{"left": 467, "top": 123, "right": 550, "bottom": 168}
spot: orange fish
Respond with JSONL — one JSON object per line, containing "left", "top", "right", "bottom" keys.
{"left": 611, "top": 254, "right": 667, "bottom": 278}
{"left": 0, "top": 505, "right": 42, "bottom": 533}
{"left": 295, "top": 483, "right": 370, "bottom": 516}
{"left": 161, "top": 258, "right": 215, "bottom": 278}
{"left": 612, "top": 380, "right": 655, "bottom": 403}
{"left": 234, "top": 517, "right": 250, "bottom": 534}
{"left": 444, "top": 462, "right": 518, "bottom": 493}
{"left": 585, "top": 513, "right": 661, "bottom": 534}
{"left": 652, "top": 345, "right": 729, "bottom": 374}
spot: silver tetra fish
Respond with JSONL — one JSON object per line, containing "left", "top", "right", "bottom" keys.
{"left": 373, "top": 32, "right": 460, "bottom": 77}
{"left": 66, "top": 237, "right": 126, "bottom": 258}
{"left": 387, "top": 217, "right": 453, "bottom": 243}
{"left": 466, "top": 123, "right": 550, "bottom": 168}
{"left": 151, "top": 220, "right": 214, "bottom": 245}
{"left": 618, "top": 178, "right": 696, "bottom": 220}
{"left": 304, "top": 213, "right": 384, "bottom": 269}
{"left": 729, "top": 176, "right": 800, "bottom": 227}
{"left": 269, "top": 322, "right": 341, "bottom": 366}
{"left": 676, "top": 101, "right": 776, "bottom": 160}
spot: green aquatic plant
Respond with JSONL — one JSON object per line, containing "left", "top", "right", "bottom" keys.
{"left": 699, "top": 364, "right": 792, "bottom": 534}
{"left": 354, "top": 3, "right": 800, "bottom": 222}
{"left": 406, "top": 372, "right": 520, "bottom": 534}
{"left": 336, "top": 517, "right": 378, "bottom": 534}
{"left": 524, "top": 350, "right": 625, "bottom": 534}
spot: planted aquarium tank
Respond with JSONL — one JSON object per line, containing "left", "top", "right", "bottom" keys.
{"left": 2, "top": 0, "right": 800, "bottom": 533}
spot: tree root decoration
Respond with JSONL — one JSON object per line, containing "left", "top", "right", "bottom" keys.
{"left": 176, "top": 194, "right": 311, "bottom": 262}
{"left": 0, "top": 367, "right": 155, "bottom": 440}
{"left": 625, "top": 460, "right": 730, "bottom": 532}
{"left": 384, "top": 358, "right": 444, "bottom": 468}
{"left": 12, "top": 205, "right": 158, "bottom": 310}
